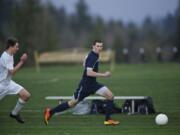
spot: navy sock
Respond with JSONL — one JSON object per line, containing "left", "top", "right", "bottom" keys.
{"left": 50, "top": 102, "right": 70, "bottom": 115}
{"left": 105, "top": 100, "right": 113, "bottom": 121}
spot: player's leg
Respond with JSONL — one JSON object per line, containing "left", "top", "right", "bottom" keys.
{"left": 44, "top": 85, "right": 87, "bottom": 125}
{"left": 44, "top": 98, "right": 78, "bottom": 125}
{"left": 8, "top": 81, "right": 31, "bottom": 123}
{"left": 0, "top": 84, "right": 9, "bottom": 100}
{"left": 50, "top": 99, "right": 78, "bottom": 116}
{"left": 11, "top": 89, "right": 31, "bottom": 115}
{"left": 96, "top": 86, "right": 114, "bottom": 120}
{"left": 96, "top": 86, "right": 119, "bottom": 125}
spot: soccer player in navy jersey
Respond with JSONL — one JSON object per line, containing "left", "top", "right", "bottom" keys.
{"left": 44, "top": 40, "right": 119, "bottom": 125}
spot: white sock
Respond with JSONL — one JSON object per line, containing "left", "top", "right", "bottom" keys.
{"left": 12, "top": 98, "right": 26, "bottom": 115}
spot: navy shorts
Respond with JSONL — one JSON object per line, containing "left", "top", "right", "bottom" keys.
{"left": 73, "top": 81, "right": 104, "bottom": 101}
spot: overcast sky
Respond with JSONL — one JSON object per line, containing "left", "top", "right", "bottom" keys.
{"left": 50, "top": 0, "right": 178, "bottom": 24}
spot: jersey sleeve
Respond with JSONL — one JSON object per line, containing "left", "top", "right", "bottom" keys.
{"left": 1, "top": 54, "right": 14, "bottom": 70}
{"left": 85, "top": 54, "right": 97, "bottom": 69}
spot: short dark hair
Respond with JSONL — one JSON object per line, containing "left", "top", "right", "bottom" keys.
{"left": 6, "top": 37, "right": 18, "bottom": 49}
{"left": 93, "top": 40, "right": 102, "bottom": 46}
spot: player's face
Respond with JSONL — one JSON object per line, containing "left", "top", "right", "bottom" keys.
{"left": 11, "top": 43, "right": 19, "bottom": 54}
{"left": 93, "top": 42, "right": 103, "bottom": 53}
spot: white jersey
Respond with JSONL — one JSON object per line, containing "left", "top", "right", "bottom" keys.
{"left": 0, "top": 51, "right": 14, "bottom": 85}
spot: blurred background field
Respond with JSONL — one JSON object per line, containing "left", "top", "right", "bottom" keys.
{"left": 1, "top": 0, "right": 180, "bottom": 134}
{"left": 0, "top": 0, "right": 180, "bottom": 64}
{"left": 0, "top": 63, "right": 180, "bottom": 135}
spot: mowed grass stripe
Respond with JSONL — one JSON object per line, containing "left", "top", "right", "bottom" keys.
{"left": 0, "top": 63, "right": 180, "bottom": 135}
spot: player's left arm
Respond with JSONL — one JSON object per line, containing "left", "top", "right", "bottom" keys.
{"left": 9, "top": 53, "right": 27, "bottom": 75}
{"left": 85, "top": 53, "right": 111, "bottom": 77}
{"left": 86, "top": 68, "right": 111, "bottom": 77}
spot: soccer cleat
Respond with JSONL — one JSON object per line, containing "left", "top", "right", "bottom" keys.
{"left": 10, "top": 113, "right": 25, "bottom": 124}
{"left": 44, "top": 108, "right": 51, "bottom": 125}
{"left": 104, "top": 119, "right": 120, "bottom": 125}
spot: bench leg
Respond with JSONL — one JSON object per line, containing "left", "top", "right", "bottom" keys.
{"left": 58, "top": 100, "right": 63, "bottom": 104}
{"left": 131, "top": 100, "right": 135, "bottom": 114}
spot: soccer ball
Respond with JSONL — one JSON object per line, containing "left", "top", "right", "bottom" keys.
{"left": 155, "top": 113, "right": 168, "bottom": 125}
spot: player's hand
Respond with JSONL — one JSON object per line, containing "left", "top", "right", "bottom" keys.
{"left": 104, "top": 71, "right": 111, "bottom": 77}
{"left": 20, "top": 53, "right": 28, "bottom": 62}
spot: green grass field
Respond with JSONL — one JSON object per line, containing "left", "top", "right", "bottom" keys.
{"left": 0, "top": 63, "right": 180, "bottom": 135}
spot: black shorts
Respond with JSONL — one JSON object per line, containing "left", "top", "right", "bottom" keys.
{"left": 73, "top": 82, "right": 104, "bottom": 101}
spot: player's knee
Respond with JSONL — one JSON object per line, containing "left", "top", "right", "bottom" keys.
{"left": 19, "top": 89, "right": 31, "bottom": 101}
{"left": 109, "top": 97, "right": 114, "bottom": 101}
{"left": 26, "top": 92, "right": 31, "bottom": 100}
{"left": 107, "top": 95, "right": 114, "bottom": 100}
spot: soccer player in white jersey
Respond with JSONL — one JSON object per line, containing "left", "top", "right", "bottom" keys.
{"left": 0, "top": 38, "right": 31, "bottom": 123}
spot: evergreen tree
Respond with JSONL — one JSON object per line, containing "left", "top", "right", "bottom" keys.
{"left": 0, "top": 0, "right": 15, "bottom": 50}
{"left": 175, "top": 0, "right": 180, "bottom": 61}
{"left": 11, "top": 0, "right": 59, "bottom": 64}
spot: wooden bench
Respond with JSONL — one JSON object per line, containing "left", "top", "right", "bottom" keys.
{"left": 45, "top": 96, "right": 148, "bottom": 114}
{"left": 34, "top": 49, "right": 115, "bottom": 71}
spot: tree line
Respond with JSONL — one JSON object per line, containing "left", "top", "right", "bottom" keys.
{"left": 0, "top": 0, "right": 180, "bottom": 64}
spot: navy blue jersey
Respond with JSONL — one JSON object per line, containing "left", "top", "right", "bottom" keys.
{"left": 73, "top": 51, "right": 104, "bottom": 101}
{"left": 81, "top": 51, "right": 99, "bottom": 83}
